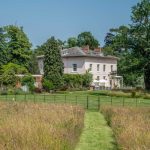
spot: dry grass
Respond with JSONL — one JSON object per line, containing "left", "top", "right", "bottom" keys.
{"left": 0, "top": 101, "right": 84, "bottom": 150}
{"left": 101, "top": 106, "right": 150, "bottom": 150}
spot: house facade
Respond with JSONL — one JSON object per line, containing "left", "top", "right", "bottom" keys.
{"left": 37, "top": 46, "right": 122, "bottom": 89}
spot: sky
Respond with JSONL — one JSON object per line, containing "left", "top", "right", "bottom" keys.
{"left": 0, "top": 0, "right": 140, "bottom": 48}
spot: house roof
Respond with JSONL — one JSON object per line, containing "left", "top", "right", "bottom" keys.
{"left": 37, "top": 47, "right": 119, "bottom": 60}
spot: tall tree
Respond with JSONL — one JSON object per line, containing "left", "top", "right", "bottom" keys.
{"left": 67, "top": 37, "right": 78, "bottom": 48}
{"left": 4, "top": 25, "right": 32, "bottom": 68}
{"left": 44, "top": 37, "right": 64, "bottom": 89}
{"left": 0, "top": 27, "right": 8, "bottom": 68}
{"left": 77, "top": 32, "right": 99, "bottom": 50}
{"left": 129, "top": 0, "right": 150, "bottom": 90}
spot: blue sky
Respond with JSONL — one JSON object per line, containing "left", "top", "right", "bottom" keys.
{"left": 0, "top": 0, "right": 140, "bottom": 48}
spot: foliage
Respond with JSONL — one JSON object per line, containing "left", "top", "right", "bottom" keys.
{"left": 0, "top": 25, "right": 32, "bottom": 69}
{"left": 63, "top": 71, "right": 93, "bottom": 89}
{"left": 21, "top": 74, "right": 35, "bottom": 92}
{"left": 130, "top": 0, "right": 150, "bottom": 90}
{"left": 67, "top": 37, "right": 78, "bottom": 48}
{"left": 28, "top": 51, "right": 40, "bottom": 74}
{"left": 82, "top": 70, "right": 93, "bottom": 87}
{"left": 44, "top": 37, "right": 64, "bottom": 90}
{"left": 103, "top": 0, "right": 150, "bottom": 89}
{"left": 77, "top": 32, "right": 99, "bottom": 50}
{"left": 42, "top": 79, "right": 54, "bottom": 91}
{"left": 0, "top": 63, "right": 28, "bottom": 87}
{"left": 0, "top": 27, "right": 8, "bottom": 68}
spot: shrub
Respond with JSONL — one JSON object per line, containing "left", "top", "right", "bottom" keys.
{"left": 63, "top": 71, "right": 92, "bottom": 90}
{"left": 42, "top": 79, "right": 54, "bottom": 92}
{"left": 14, "top": 88, "right": 25, "bottom": 95}
{"left": 21, "top": 74, "right": 35, "bottom": 92}
{"left": 34, "top": 87, "right": 42, "bottom": 93}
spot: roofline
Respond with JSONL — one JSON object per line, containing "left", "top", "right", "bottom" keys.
{"left": 37, "top": 55, "right": 119, "bottom": 60}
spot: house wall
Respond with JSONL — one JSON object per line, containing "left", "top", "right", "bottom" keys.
{"left": 85, "top": 57, "right": 117, "bottom": 80}
{"left": 37, "top": 56, "right": 118, "bottom": 88}
{"left": 63, "top": 57, "right": 85, "bottom": 74}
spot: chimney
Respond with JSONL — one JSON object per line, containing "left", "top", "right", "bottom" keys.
{"left": 94, "top": 47, "right": 101, "bottom": 53}
{"left": 82, "top": 45, "right": 89, "bottom": 53}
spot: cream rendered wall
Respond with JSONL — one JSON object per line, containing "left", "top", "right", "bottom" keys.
{"left": 85, "top": 57, "right": 117, "bottom": 87}
{"left": 63, "top": 57, "right": 85, "bottom": 74}
{"left": 38, "top": 56, "right": 117, "bottom": 87}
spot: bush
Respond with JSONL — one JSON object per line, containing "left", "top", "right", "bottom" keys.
{"left": 1, "top": 90, "right": 8, "bottom": 95}
{"left": 63, "top": 72, "right": 92, "bottom": 90}
{"left": 21, "top": 74, "right": 35, "bottom": 92}
{"left": 34, "top": 87, "right": 42, "bottom": 93}
{"left": 14, "top": 88, "right": 25, "bottom": 95}
{"left": 42, "top": 79, "right": 54, "bottom": 92}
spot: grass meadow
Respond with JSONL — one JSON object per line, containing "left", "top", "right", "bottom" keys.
{"left": 101, "top": 106, "right": 150, "bottom": 150}
{"left": 0, "top": 102, "right": 84, "bottom": 150}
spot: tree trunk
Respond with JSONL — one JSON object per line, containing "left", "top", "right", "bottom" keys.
{"left": 144, "top": 64, "right": 150, "bottom": 90}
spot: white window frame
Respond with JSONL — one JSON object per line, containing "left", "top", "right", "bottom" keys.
{"left": 111, "top": 65, "right": 113, "bottom": 72}
{"left": 97, "top": 64, "right": 100, "bottom": 72}
{"left": 103, "top": 64, "right": 106, "bottom": 72}
{"left": 72, "top": 64, "right": 77, "bottom": 72}
{"left": 89, "top": 64, "right": 92, "bottom": 71}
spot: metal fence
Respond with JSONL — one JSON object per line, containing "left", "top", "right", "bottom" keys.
{"left": 0, "top": 94, "right": 150, "bottom": 110}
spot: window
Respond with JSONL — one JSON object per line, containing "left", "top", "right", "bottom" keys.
{"left": 73, "top": 64, "right": 77, "bottom": 72}
{"left": 103, "top": 65, "right": 106, "bottom": 72}
{"left": 97, "top": 76, "right": 100, "bottom": 80}
{"left": 89, "top": 64, "right": 92, "bottom": 71}
{"left": 103, "top": 76, "right": 106, "bottom": 79}
{"left": 97, "top": 64, "right": 100, "bottom": 71}
{"left": 111, "top": 65, "right": 113, "bottom": 72}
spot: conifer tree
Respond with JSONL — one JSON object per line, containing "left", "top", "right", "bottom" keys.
{"left": 43, "top": 37, "right": 64, "bottom": 89}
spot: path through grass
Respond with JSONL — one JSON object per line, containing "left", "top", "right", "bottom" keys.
{"left": 75, "top": 111, "right": 116, "bottom": 150}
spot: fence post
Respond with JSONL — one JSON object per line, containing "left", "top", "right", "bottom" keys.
{"left": 98, "top": 96, "right": 100, "bottom": 110}
{"left": 34, "top": 94, "right": 36, "bottom": 103}
{"left": 65, "top": 95, "right": 66, "bottom": 103}
{"left": 25, "top": 93, "right": 27, "bottom": 102}
{"left": 87, "top": 96, "right": 89, "bottom": 109}
{"left": 54, "top": 95, "right": 56, "bottom": 103}
{"left": 136, "top": 97, "right": 137, "bottom": 107}
{"left": 76, "top": 96, "right": 77, "bottom": 105}
{"left": 44, "top": 94, "right": 46, "bottom": 102}
{"left": 123, "top": 97, "right": 125, "bottom": 106}
{"left": 111, "top": 96, "right": 112, "bottom": 106}
{"left": 15, "top": 94, "right": 16, "bottom": 101}
{"left": 5, "top": 94, "right": 7, "bottom": 101}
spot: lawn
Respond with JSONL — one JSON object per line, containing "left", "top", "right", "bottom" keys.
{"left": 0, "top": 90, "right": 149, "bottom": 110}
{"left": 0, "top": 101, "right": 84, "bottom": 150}
{"left": 75, "top": 111, "right": 117, "bottom": 150}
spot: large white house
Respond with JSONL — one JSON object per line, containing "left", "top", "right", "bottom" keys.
{"left": 37, "top": 46, "right": 122, "bottom": 89}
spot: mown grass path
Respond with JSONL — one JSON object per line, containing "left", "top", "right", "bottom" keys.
{"left": 75, "top": 111, "right": 116, "bottom": 150}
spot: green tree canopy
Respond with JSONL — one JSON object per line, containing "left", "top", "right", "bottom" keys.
{"left": 77, "top": 32, "right": 99, "bottom": 50}
{"left": 0, "top": 25, "right": 32, "bottom": 69}
{"left": 67, "top": 37, "right": 78, "bottom": 48}
{"left": 103, "top": 0, "right": 150, "bottom": 89}
{"left": 44, "top": 37, "right": 64, "bottom": 89}
{"left": 0, "top": 63, "right": 28, "bottom": 86}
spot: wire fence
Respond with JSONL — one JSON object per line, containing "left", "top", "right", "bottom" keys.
{"left": 0, "top": 94, "right": 150, "bottom": 110}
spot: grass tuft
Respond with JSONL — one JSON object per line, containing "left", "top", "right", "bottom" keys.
{"left": 0, "top": 102, "right": 84, "bottom": 150}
